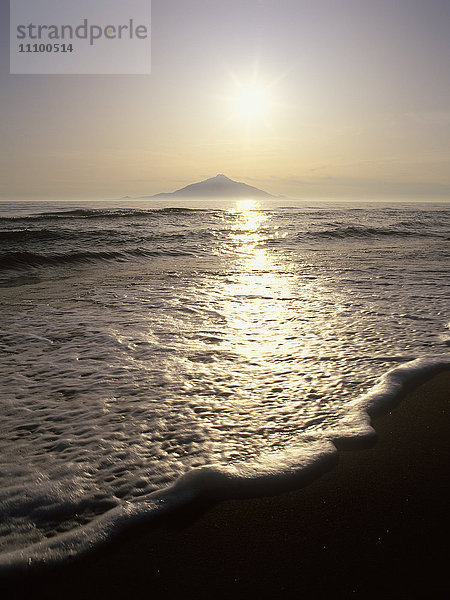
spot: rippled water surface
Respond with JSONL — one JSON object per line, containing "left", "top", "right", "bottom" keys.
{"left": 0, "top": 199, "right": 449, "bottom": 555}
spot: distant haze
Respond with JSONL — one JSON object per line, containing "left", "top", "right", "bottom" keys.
{"left": 0, "top": 0, "right": 449, "bottom": 201}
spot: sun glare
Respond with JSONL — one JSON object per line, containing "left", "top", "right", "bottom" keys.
{"left": 230, "top": 83, "right": 271, "bottom": 123}
{"left": 235, "top": 198, "right": 260, "bottom": 214}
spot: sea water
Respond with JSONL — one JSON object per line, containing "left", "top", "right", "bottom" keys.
{"left": 0, "top": 199, "right": 449, "bottom": 569}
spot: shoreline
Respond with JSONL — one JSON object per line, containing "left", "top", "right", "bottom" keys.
{"left": 2, "top": 370, "right": 449, "bottom": 599}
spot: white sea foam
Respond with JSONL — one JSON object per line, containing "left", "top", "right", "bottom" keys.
{"left": 0, "top": 357, "right": 448, "bottom": 574}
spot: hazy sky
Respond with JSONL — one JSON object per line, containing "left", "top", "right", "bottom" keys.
{"left": 1, "top": 0, "right": 449, "bottom": 200}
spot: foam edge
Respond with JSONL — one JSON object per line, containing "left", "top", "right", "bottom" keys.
{"left": 1, "top": 355, "right": 449, "bottom": 576}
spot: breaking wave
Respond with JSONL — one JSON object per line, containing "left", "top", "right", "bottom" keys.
{"left": 0, "top": 247, "right": 195, "bottom": 272}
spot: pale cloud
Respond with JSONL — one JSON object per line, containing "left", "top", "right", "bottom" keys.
{"left": 404, "top": 111, "right": 450, "bottom": 125}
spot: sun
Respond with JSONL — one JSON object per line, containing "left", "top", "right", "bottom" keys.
{"left": 230, "top": 82, "right": 271, "bottom": 123}
{"left": 218, "top": 65, "right": 284, "bottom": 132}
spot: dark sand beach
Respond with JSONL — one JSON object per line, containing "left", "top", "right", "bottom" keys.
{"left": 2, "top": 371, "right": 449, "bottom": 600}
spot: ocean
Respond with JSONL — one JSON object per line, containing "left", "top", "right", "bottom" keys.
{"left": 0, "top": 198, "right": 449, "bottom": 570}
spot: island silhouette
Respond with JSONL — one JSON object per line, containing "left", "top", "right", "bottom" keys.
{"left": 136, "top": 174, "right": 275, "bottom": 199}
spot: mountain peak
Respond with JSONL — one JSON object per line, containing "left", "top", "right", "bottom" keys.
{"left": 148, "top": 174, "right": 275, "bottom": 199}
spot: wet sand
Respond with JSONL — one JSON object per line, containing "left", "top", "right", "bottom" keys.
{"left": 2, "top": 371, "right": 449, "bottom": 599}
